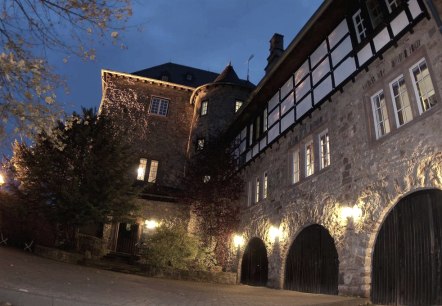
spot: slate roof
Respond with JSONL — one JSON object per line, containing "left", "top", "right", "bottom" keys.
{"left": 214, "top": 64, "right": 255, "bottom": 88}
{"left": 132, "top": 62, "right": 219, "bottom": 87}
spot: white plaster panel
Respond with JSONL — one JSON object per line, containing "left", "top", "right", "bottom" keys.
{"left": 334, "top": 56, "right": 356, "bottom": 86}
{"left": 328, "top": 19, "right": 349, "bottom": 49}
{"left": 312, "top": 57, "right": 331, "bottom": 85}
{"left": 240, "top": 140, "right": 246, "bottom": 154}
{"left": 296, "top": 77, "right": 311, "bottom": 101}
{"left": 268, "top": 124, "right": 279, "bottom": 143}
{"left": 241, "top": 127, "right": 247, "bottom": 140}
{"left": 296, "top": 94, "right": 312, "bottom": 119}
{"left": 253, "top": 144, "right": 259, "bottom": 157}
{"left": 310, "top": 41, "right": 328, "bottom": 68}
{"left": 281, "top": 92, "right": 294, "bottom": 116}
{"left": 246, "top": 150, "right": 252, "bottom": 162}
{"left": 260, "top": 136, "right": 267, "bottom": 152}
{"left": 331, "top": 36, "right": 352, "bottom": 67}
{"left": 391, "top": 11, "right": 409, "bottom": 36}
{"left": 268, "top": 107, "right": 280, "bottom": 127}
{"left": 295, "top": 60, "right": 309, "bottom": 85}
{"left": 373, "top": 28, "right": 391, "bottom": 52}
{"left": 314, "top": 75, "right": 332, "bottom": 104}
{"left": 357, "top": 43, "right": 373, "bottom": 66}
{"left": 268, "top": 92, "right": 279, "bottom": 112}
{"left": 280, "top": 76, "right": 294, "bottom": 99}
{"left": 281, "top": 109, "right": 295, "bottom": 133}
{"left": 408, "top": 0, "right": 422, "bottom": 19}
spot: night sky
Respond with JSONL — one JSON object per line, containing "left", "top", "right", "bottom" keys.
{"left": 53, "top": 0, "right": 323, "bottom": 114}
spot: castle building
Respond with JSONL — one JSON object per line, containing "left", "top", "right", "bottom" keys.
{"left": 99, "top": 0, "right": 442, "bottom": 303}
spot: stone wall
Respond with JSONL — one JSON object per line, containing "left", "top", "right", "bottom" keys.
{"left": 236, "top": 13, "right": 442, "bottom": 297}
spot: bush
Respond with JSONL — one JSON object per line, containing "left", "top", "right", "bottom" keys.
{"left": 142, "top": 224, "right": 215, "bottom": 271}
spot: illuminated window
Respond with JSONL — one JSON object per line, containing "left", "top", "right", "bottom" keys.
{"left": 305, "top": 141, "right": 314, "bottom": 177}
{"left": 263, "top": 172, "right": 268, "bottom": 199}
{"left": 235, "top": 100, "right": 243, "bottom": 112}
{"left": 292, "top": 150, "right": 300, "bottom": 184}
{"left": 247, "top": 181, "right": 252, "bottom": 207}
{"left": 410, "top": 58, "right": 437, "bottom": 114}
{"left": 255, "top": 177, "right": 260, "bottom": 203}
{"left": 390, "top": 75, "right": 413, "bottom": 127}
{"left": 203, "top": 175, "right": 210, "bottom": 183}
{"left": 201, "top": 100, "right": 208, "bottom": 116}
{"left": 196, "top": 138, "right": 205, "bottom": 151}
{"left": 149, "top": 97, "right": 169, "bottom": 116}
{"left": 137, "top": 158, "right": 147, "bottom": 181}
{"left": 319, "top": 130, "right": 330, "bottom": 170}
{"left": 371, "top": 90, "right": 391, "bottom": 138}
{"left": 353, "top": 9, "right": 367, "bottom": 43}
{"left": 148, "top": 160, "right": 158, "bottom": 183}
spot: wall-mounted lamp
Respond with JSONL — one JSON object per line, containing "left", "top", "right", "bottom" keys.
{"left": 233, "top": 234, "right": 244, "bottom": 248}
{"left": 341, "top": 205, "right": 362, "bottom": 222}
{"left": 0, "top": 173, "right": 5, "bottom": 186}
{"left": 144, "top": 219, "right": 159, "bottom": 230}
{"left": 269, "top": 225, "right": 282, "bottom": 243}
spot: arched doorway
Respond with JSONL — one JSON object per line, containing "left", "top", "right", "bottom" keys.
{"left": 284, "top": 224, "right": 339, "bottom": 294}
{"left": 240, "top": 237, "right": 268, "bottom": 286}
{"left": 371, "top": 189, "right": 442, "bottom": 305}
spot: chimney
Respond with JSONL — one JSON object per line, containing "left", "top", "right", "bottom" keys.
{"left": 264, "top": 33, "right": 284, "bottom": 75}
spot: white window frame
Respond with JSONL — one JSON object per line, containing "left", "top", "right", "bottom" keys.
{"left": 305, "top": 140, "right": 314, "bottom": 177}
{"left": 149, "top": 97, "right": 169, "bottom": 116}
{"left": 137, "top": 158, "right": 147, "bottom": 181}
{"left": 319, "top": 130, "right": 330, "bottom": 170}
{"left": 385, "top": 0, "right": 400, "bottom": 13}
{"left": 352, "top": 9, "right": 367, "bottom": 43}
{"left": 292, "top": 150, "right": 300, "bottom": 184}
{"left": 390, "top": 74, "right": 413, "bottom": 127}
{"left": 148, "top": 160, "right": 159, "bottom": 183}
{"left": 196, "top": 138, "right": 205, "bottom": 151}
{"left": 255, "top": 177, "right": 260, "bottom": 203}
{"left": 263, "top": 172, "right": 268, "bottom": 199}
{"left": 409, "top": 58, "right": 437, "bottom": 114}
{"left": 201, "top": 100, "right": 208, "bottom": 116}
{"left": 371, "top": 90, "right": 391, "bottom": 139}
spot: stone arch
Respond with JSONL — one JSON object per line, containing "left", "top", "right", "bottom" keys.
{"left": 284, "top": 224, "right": 339, "bottom": 294}
{"left": 240, "top": 237, "right": 269, "bottom": 286}
{"left": 370, "top": 188, "right": 442, "bottom": 305}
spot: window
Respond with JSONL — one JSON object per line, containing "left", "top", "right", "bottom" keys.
{"left": 255, "top": 177, "right": 260, "bottom": 203}
{"left": 410, "top": 58, "right": 437, "bottom": 114}
{"left": 249, "top": 123, "right": 254, "bottom": 146}
{"left": 353, "top": 9, "right": 367, "bottom": 43}
{"left": 196, "top": 138, "right": 205, "bottom": 151}
{"left": 137, "top": 158, "right": 147, "bottom": 181}
{"left": 366, "top": 0, "right": 384, "bottom": 29}
{"left": 385, "top": 0, "right": 401, "bottom": 13}
{"left": 305, "top": 141, "right": 314, "bottom": 177}
{"left": 390, "top": 75, "right": 413, "bottom": 127}
{"left": 235, "top": 100, "right": 243, "bottom": 112}
{"left": 148, "top": 160, "right": 158, "bottom": 183}
{"left": 319, "top": 131, "right": 330, "bottom": 169}
{"left": 254, "top": 116, "right": 261, "bottom": 141}
{"left": 263, "top": 172, "right": 268, "bottom": 199}
{"left": 201, "top": 100, "right": 208, "bottom": 116}
{"left": 186, "top": 74, "right": 193, "bottom": 81}
{"left": 247, "top": 181, "right": 252, "bottom": 207}
{"left": 371, "top": 90, "right": 391, "bottom": 138}
{"left": 161, "top": 75, "right": 169, "bottom": 81}
{"left": 263, "top": 108, "right": 268, "bottom": 132}
{"left": 292, "top": 150, "right": 300, "bottom": 183}
{"left": 149, "top": 97, "right": 169, "bottom": 116}
{"left": 203, "top": 175, "right": 211, "bottom": 183}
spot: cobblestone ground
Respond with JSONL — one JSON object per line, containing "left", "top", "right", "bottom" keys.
{"left": 0, "top": 247, "right": 368, "bottom": 306}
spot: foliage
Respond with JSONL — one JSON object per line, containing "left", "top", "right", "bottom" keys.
{"left": 9, "top": 108, "right": 139, "bottom": 247}
{"left": 0, "top": 0, "right": 132, "bottom": 145}
{"left": 183, "top": 139, "right": 243, "bottom": 268}
{"left": 142, "top": 224, "right": 212, "bottom": 271}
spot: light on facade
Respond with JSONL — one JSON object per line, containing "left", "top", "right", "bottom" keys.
{"left": 269, "top": 225, "right": 282, "bottom": 242}
{"left": 341, "top": 205, "right": 362, "bottom": 222}
{"left": 233, "top": 234, "right": 244, "bottom": 248}
{"left": 144, "top": 219, "right": 159, "bottom": 229}
{"left": 0, "top": 174, "right": 4, "bottom": 186}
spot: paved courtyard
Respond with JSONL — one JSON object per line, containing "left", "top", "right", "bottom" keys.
{"left": 0, "top": 247, "right": 368, "bottom": 306}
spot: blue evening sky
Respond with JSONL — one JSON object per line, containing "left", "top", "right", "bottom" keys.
{"left": 54, "top": 0, "right": 323, "bottom": 113}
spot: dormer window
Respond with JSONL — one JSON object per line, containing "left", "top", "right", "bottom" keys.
{"left": 161, "top": 75, "right": 169, "bottom": 81}
{"left": 366, "top": 0, "right": 385, "bottom": 29}
{"left": 385, "top": 0, "right": 401, "bottom": 13}
{"left": 353, "top": 9, "right": 367, "bottom": 43}
{"left": 201, "top": 100, "right": 208, "bottom": 116}
{"left": 235, "top": 100, "right": 243, "bottom": 112}
{"left": 186, "top": 74, "right": 193, "bottom": 81}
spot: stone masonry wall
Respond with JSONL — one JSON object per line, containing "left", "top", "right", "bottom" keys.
{"left": 236, "top": 14, "right": 442, "bottom": 297}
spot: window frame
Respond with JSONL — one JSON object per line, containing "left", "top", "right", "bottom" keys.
{"left": 263, "top": 172, "right": 268, "bottom": 199}
{"left": 292, "top": 149, "right": 300, "bottom": 184}
{"left": 371, "top": 89, "right": 391, "bottom": 139}
{"left": 409, "top": 58, "right": 437, "bottom": 115}
{"left": 352, "top": 9, "right": 367, "bottom": 43}
{"left": 389, "top": 74, "right": 413, "bottom": 127}
{"left": 305, "top": 140, "right": 315, "bottom": 177}
{"left": 255, "top": 177, "right": 260, "bottom": 203}
{"left": 147, "top": 160, "right": 159, "bottom": 183}
{"left": 319, "top": 130, "right": 331, "bottom": 170}
{"left": 196, "top": 138, "right": 205, "bottom": 151}
{"left": 137, "top": 158, "right": 147, "bottom": 181}
{"left": 235, "top": 100, "right": 243, "bottom": 113}
{"left": 149, "top": 97, "right": 169, "bottom": 117}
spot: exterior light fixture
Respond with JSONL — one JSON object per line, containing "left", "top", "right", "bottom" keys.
{"left": 269, "top": 225, "right": 282, "bottom": 243}
{"left": 341, "top": 205, "right": 362, "bottom": 222}
{"left": 0, "top": 174, "right": 4, "bottom": 186}
{"left": 233, "top": 234, "right": 244, "bottom": 248}
{"left": 144, "top": 219, "right": 159, "bottom": 229}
